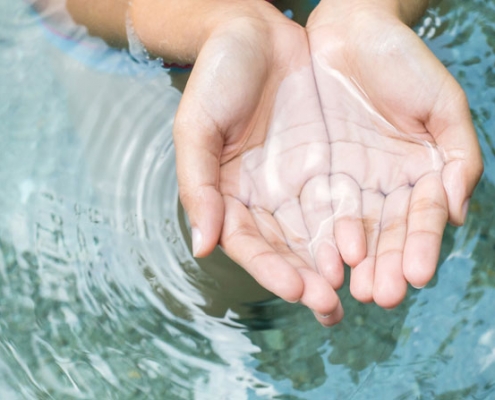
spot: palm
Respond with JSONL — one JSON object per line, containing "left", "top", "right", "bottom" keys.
{"left": 220, "top": 63, "right": 345, "bottom": 289}
{"left": 175, "top": 12, "right": 344, "bottom": 325}
{"left": 307, "top": 13, "right": 479, "bottom": 307}
{"left": 315, "top": 60, "right": 446, "bottom": 307}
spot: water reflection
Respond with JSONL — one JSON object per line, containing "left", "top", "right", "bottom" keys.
{"left": 1, "top": 0, "right": 495, "bottom": 398}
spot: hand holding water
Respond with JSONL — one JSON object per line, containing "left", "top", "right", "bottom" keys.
{"left": 306, "top": 0, "right": 483, "bottom": 307}
{"left": 173, "top": 3, "right": 344, "bottom": 326}
{"left": 174, "top": 0, "right": 483, "bottom": 321}
{"left": 58, "top": 0, "right": 483, "bottom": 326}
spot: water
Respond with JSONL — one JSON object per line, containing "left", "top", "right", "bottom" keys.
{"left": 0, "top": 0, "right": 494, "bottom": 399}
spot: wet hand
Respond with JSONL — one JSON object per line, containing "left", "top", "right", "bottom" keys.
{"left": 174, "top": 4, "right": 344, "bottom": 326}
{"left": 306, "top": 0, "right": 483, "bottom": 308}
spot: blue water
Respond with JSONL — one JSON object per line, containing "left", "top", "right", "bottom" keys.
{"left": 0, "top": 1, "right": 494, "bottom": 399}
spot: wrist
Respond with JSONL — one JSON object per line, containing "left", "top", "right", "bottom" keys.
{"left": 309, "top": 0, "right": 428, "bottom": 30}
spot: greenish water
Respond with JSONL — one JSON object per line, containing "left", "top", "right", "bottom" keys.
{"left": 0, "top": 1, "right": 494, "bottom": 399}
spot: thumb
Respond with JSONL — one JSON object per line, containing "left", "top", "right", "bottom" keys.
{"left": 173, "top": 89, "right": 225, "bottom": 258}
{"left": 428, "top": 85, "right": 483, "bottom": 226}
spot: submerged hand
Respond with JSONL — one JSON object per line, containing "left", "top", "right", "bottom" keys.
{"left": 174, "top": 4, "right": 343, "bottom": 326}
{"left": 307, "top": 0, "right": 483, "bottom": 308}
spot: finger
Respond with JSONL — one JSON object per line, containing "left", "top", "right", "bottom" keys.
{"left": 248, "top": 203, "right": 343, "bottom": 321}
{"left": 173, "top": 90, "right": 225, "bottom": 258}
{"left": 313, "top": 306, "right": 344, "bottom": 327}
{"left": 373, "top": 187, "right": 411, "bottom": 309}
{"left": 331, "top": 173, "right": 366, "bottom": 267}
{"left": 273, "top": 199, "right": 315, "bottom": 270}
{"left": 249, "top": 203, "right": 309, "bottom": 267}
{"left": 350, "top": 190, "right": 384, "bottom": 303}
{"left": 403, "top": 172, "right": 448, "bottom": 289}
{"left": 442, "top": 155, "right": 483, "bottom": 226}
{"left": 300, "top": 175, "right": 344, "bottom": 289}
{"left": 298, "top": 268, "right": 344, "bottom": 327}
{"left": 220, "top": 196, "right": 304, "bottom": 303}
{"left": 427, "top": 85, "right": 483, "bottom": 225}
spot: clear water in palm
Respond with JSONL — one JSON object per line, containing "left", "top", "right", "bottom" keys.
{"left": 0, "top": 1, "right": 494, "bottom": 398}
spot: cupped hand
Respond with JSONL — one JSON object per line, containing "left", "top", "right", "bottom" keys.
{"left": 173, "top": 3, "right": 343, "bottom": 326}
{"left": 307, "top": 0, "right": 483, "bottom": 308}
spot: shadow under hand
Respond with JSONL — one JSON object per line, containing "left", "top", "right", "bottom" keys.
{"left": 178, "top": 204, "right": 277, "bottom": 324}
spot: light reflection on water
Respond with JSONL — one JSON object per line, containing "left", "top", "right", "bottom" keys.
{"left": 0, "top": 0, "right": 494, "bottom": 398}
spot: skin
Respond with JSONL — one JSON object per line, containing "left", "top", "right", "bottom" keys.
{"left": 307, "top": 0, "right": 483, "bottom": 308}
{"left": 36, "top": 0, "right": 483, "bottom": 326}
{"left": 172, "top": 6, "right": 345, "bottom": 326}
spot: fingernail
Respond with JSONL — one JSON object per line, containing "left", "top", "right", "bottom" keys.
{"left": 411, "top": 284, "right": 425, "bottom": 289}
{"left": 461, "top": 198, "right": 470, "bottom": 224}
{"left": 192, "top": 227, "right": 202, "bottom": 257}
{"left": 313, "top": 311, "right": 331, "bottom": 318}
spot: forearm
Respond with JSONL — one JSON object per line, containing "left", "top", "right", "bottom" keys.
{"left": 62, "top": 0, "right": 271, "bottom": 63}
{"left": 31, "top": 0, "right": 129, "bottom": 47}
{"left": 66, "top": 0, "right": 129, "bottom": 48}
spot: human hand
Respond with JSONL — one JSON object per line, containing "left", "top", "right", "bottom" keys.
{"left": 306, "top": 0, "right": 483, "bottom": 308}
{"left": 173, "top": 2, "right": 344, "bottom": 326}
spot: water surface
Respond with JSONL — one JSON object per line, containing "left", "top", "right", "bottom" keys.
{"left": 0, "top": 1, "right": 494, "bottom": 399}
